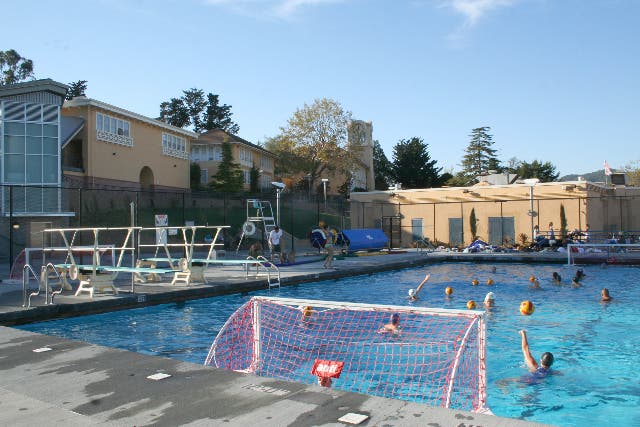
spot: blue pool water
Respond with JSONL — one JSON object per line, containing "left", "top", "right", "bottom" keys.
{"left": 17, "top": 262, "right": 640, "bottom": 427}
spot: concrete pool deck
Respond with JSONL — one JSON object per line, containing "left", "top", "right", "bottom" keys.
{"left": 0, "top": 250, "right": 572, "bottom": 426}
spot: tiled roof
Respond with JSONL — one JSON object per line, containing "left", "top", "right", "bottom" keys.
{"left": 197, "top": 129, "right": 275, "bottom": 157}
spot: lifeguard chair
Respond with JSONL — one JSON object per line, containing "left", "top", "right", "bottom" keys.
{"left": 236, "top": 199, "right": 278, "bottom": 256}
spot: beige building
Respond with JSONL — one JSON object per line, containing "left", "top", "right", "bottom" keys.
{"left": 349, "top": 180, "right": 640, "bottom": 248}
{"left": 62, "top": 97, "right": 197, "bottom": 190}
{"left": 191, "top": 129, "right": 277, "bottom": 191}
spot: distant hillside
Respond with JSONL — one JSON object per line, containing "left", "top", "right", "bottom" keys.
{"left": 560, "top": 169, "right": 610, "bottom": 182}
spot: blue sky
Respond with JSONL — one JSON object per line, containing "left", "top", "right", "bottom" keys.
{"left": 4, "top": 0, "right": 638, "bottom": 176}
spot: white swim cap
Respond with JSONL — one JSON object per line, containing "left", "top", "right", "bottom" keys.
{"left": 408, "top": 289, "right": 416, "bottom": 297}
{"left": 485, "top": 292, "right": 495, "bottom": 302}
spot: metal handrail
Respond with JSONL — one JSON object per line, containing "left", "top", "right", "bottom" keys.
{"left": 22, "top": 264, "right": 41, "bottom": 308}
{"left": 255, "top": 256, "right": 281, "bottom": 289}
{"left": 42, "top": 263, "right": 64, "bottom": 305}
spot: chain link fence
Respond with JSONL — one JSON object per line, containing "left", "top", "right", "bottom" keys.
{"left": 1, "top": 184, "right": 350, "bottom": 268}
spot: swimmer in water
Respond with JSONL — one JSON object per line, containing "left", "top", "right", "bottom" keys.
{"left": 552, "top": 272, "right": 562, "bottom": 283}
{"left": 379, "top": 313, "right": 401, "bottom": 334}
{"left": 519, "top": 330, "right": 554, "bottom": 377}
{"left": 572, "top": 276, "right": 582, "bottom": 287}
{"left": 484, "top": 292, "right": 495, "bottom": 308}
{"left": 408, "top": 273, "right": 430, "bottom": 301}
{"left": 601, "top": 288, "right": 612, "bottom": 302}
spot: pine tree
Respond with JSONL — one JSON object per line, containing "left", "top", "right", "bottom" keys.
{"left": 460, "top": 127, "right": 500, "bottom": 181}
{"left": 391, "top": 137, "right": 442, "bottom": 189}
{"left": 373, "top": 140, "right": 393, "bottom": 190}
{"left": 210, "top": 141, "right": 244, "bottom": 192}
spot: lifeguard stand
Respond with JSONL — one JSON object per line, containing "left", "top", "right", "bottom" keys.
{"left": 236, "top": 199, "right": 278, "bottom": 254}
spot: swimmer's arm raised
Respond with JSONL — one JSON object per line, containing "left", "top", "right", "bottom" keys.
{"left": 415, "top": 274, "right": 430, "bottom": 294}
{"left": 519, "top": 330, "right": 538, "bottom": 372}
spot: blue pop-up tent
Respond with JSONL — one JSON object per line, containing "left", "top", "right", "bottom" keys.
{"left": 341, "top": 229, "right": 389, "bottom": 252}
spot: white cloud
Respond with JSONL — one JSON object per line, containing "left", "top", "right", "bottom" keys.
{"left": 444, "top": 0, "right": 517, "bottom": 26}
{"left": 204, "top": 0, "right": 348, "bottom": 19}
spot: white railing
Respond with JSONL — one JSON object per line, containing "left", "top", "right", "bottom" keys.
{"left": 162, "top": 146, "right": 189, "bottom": 159}
{"left": 97, "top": 130, "right": 133, "bottom": 147}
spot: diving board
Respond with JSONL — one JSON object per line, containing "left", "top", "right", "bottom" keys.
{"left": 136, "top": 225, "right": 230, "bottom": 285}
{"left": 43, "top": 226, "right": 141, "bottom": 297}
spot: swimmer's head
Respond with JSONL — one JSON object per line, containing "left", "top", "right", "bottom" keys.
{"left": 601, "top": 288, "right": 611, "bottom": 301}
{"left": 484, "top": 292, "right": 495, "bottom": 307}
{"left": 390, "top": 313, "right": 400, "bottom": 325}
{"left": 553, "top": 272, "right": 560, "bottom": 279}
{"left": 408, "top": 288, "right": 416, "bottom": 297}
{"left": 540, "top": 352, "right": 554, "bottom": 368}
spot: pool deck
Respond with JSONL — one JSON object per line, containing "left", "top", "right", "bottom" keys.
{"left": 0, "top": 250, "right": 570, "bottom": 426}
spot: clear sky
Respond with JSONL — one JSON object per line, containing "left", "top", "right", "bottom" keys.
{"left": 4, "top": 0, "right": 638, "bottom": 176}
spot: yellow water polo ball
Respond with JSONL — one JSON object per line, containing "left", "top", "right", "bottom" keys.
{"left": 302, "top": 306, "right": 313, "bottom": 317}
{"left": 471, "top": 279, "right": 479, "bottom": 286}
{"left": 467, "top": 300, "right": 476, "bottom": 309}
{"left": 520, "top": 300, "right": 535, "bottom": 315}
{"left": 445, "top": 286, "right": 453, "bottom": 296}
{"left": 529, "top": 276, "right": 536, "bottom": 282}
{"left": 487, "top": 278, "right": 494, "bottom": 286}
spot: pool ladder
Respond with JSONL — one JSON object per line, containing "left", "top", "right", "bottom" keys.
{"left": 22, "top": 263, "right": 65, "bottom": 308}
{"left": 244, "top": 256, "right": 281, "bottom": 289}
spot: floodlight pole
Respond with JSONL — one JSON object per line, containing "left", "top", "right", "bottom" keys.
{"left": 322, "top": 178, "right": 328, "bottom": 211}
{"left": 275, "top": 188, "right": 281, "bottom": 226}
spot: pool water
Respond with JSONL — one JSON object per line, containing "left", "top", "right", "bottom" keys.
{"left": 17, "top": 262, "right": 640, "bottom": 427}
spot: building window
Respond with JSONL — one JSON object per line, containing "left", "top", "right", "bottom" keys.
{"left": 190, "top": 145, "right": 200, "bottom": 161}
{"left": 1, "top": 100, "right": 61, "bottom": 213}
{"left": 239, "top": 148, "right": 253, "bottom": 166}
{"left": 411, "top": 218, "right": 423, "bottom": 242}
{"left": 162, "top": 133, "right": 188, "bottom": 159}
{"left": 260, "top": 156, "right": 273, "bottom": 170}
{"left": 200, "top": 168, "right": 208, "bottom": 185}
{"left": 244, "top": 170, "right": 250, "bottom": 185}
{"left": 96, "top": 112, "right": 133, "bottom": 146}
{"left": 213, "top": 146, "right": 222, "bottom": 161}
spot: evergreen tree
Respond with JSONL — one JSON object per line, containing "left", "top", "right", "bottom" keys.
{"left": 249, "top": 164, "right": 261, "bottom": 192}
{"left": 505, "top": 158, "right": 559, "bottom": 182}
{"left": 210, "top": 140, "right": 244, "bottom": 192}
{"left": 470, "top": 208, "right": 478, "bottom": 240}
{"left": 391, "top": 137, "right": 442, "bottom": 189}
{"left": 65, "top": 80, "right": 88, "bottom": 100}
{"left": 373, "top": 140, "right": 393, "bottom": 190}
{"left": 159, "top": 88, "right": 240, "bottom": 134}
{"left": 0, "top": 49, "right": 34, "bottom": 85}
{"left": 190, "top": 162, "right": 202, "bottom": 190}
{"left": 460, "top": 127, "right": 500, "bottom": 181}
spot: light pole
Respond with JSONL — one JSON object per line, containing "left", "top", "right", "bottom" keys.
{"left": 271, "top": 182, "right": 286, "bottom": 225}
{"left": 321, "top": 178, "right": 328, "bottom": 211}
{"left": 524, "top": 178, "right": 539, "bottom": 241}
{"left": 306, "top": 174, "right": 312, "bottom": 200}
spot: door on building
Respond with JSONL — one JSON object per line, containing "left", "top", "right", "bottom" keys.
{"left": 411, "top": 218, "right": 423, "bottom": 243}
{"left": 488, "top": 217, "right": 515, "bottom": 246}
{"left": 381, "top": 215, "right": 401, "bottom": 248}
{"left": 448, "top": 218, "right": 462, "bottom": 247}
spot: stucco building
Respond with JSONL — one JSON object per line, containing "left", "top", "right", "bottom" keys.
{"left": 349, "top": 180, "right": 640, "bottom": 248}
{"left": 62, "top": 96, "right": 197, "bottom": 190}
{"left": 191, "top": 129, "right": 277, "bottom": 191}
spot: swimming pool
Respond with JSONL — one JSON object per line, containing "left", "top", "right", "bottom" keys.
{"left": 17, "top": 262, "right": 640, "bottom": 427}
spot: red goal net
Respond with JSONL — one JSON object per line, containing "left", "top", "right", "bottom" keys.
{"left": 205, "top": 296, "right": 487, "bottom": 412}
